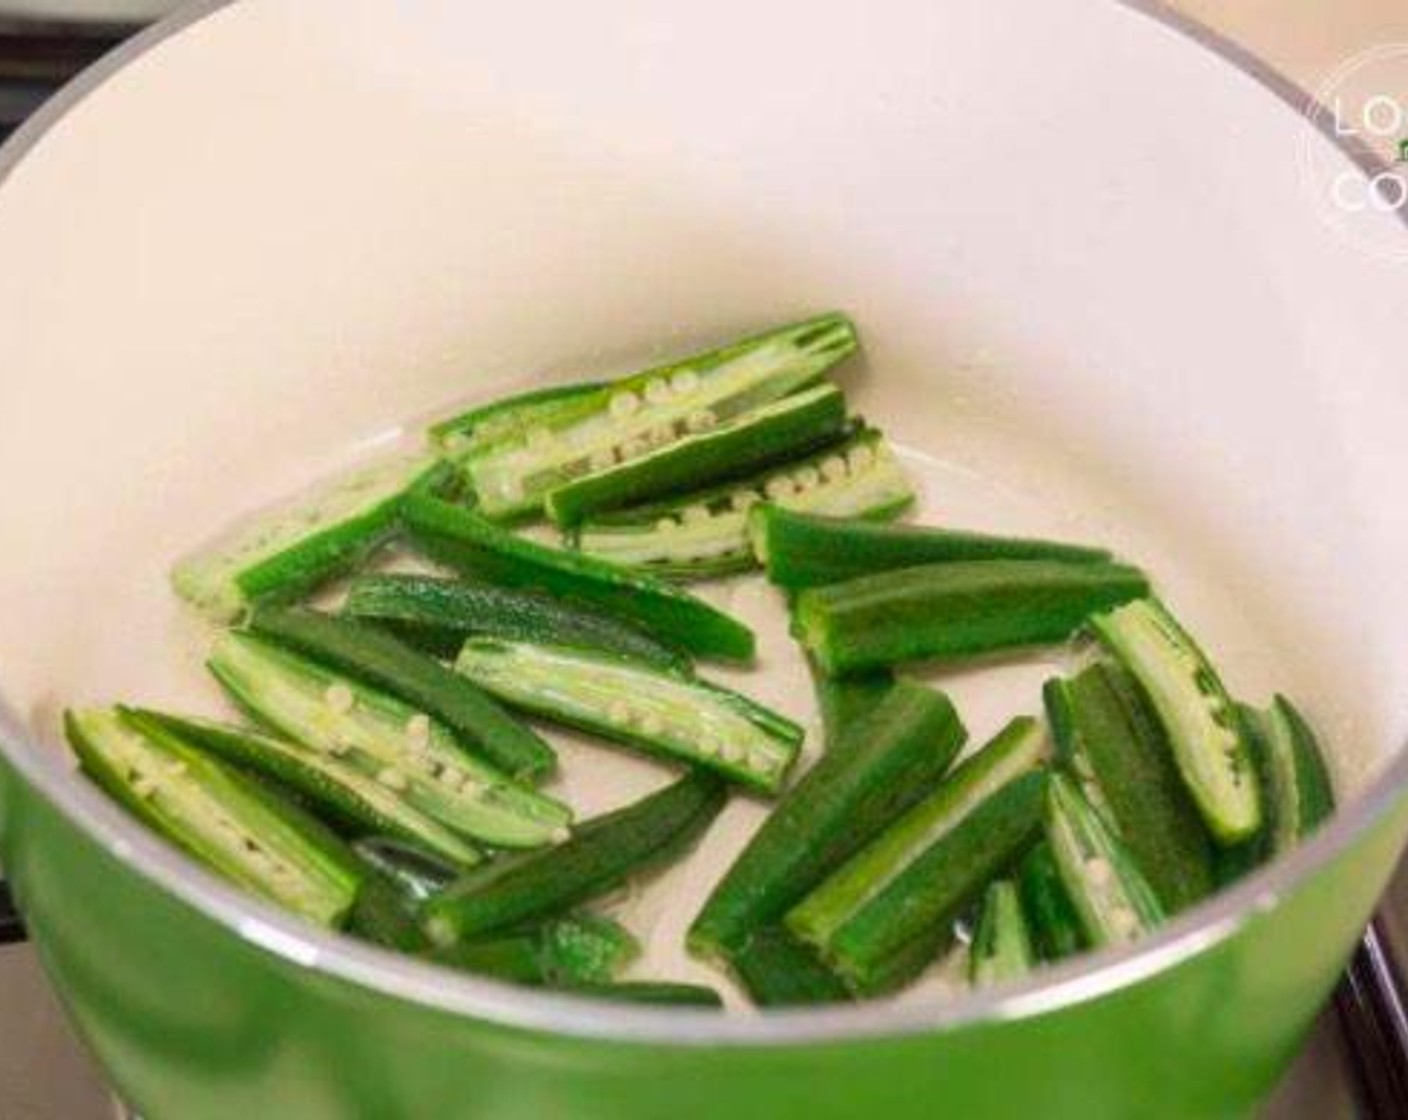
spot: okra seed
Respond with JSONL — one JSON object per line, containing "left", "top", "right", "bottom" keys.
{"left": 327, "top": 737, "right": 352, "bottom": 757}
{"left": 765, "top": 476, "right": 796, "bottom": 501}
{"left": 1110, "top": 906, "right": 1140, "bottom": 938}
{"left": 793, "top": 465, "right": 820, "bottom": 490}
{"left": 166, "top": 761, "right": 187, "bottom": 777}
{"left": 609, "top": 391, "right": 640, "bottom": 419}
{"left": 847, "top": 444, "right": 875, "bottom": 473}
{"left": 619, "top": 437, "right": 649, "bottom": 461}
{"left": 698, "top": 738, "right": 722, "bottom": 757}
{"left": 729, "top": 490, "right": 759, "bottom": 512}
{"left": 722, "top": 742, "right": 744, "bottom": 764}
{"left": 377, "top": 767, "right": 409, "bottom": 791}
{"left": 643, "top": 378, "right": 672, "bottom": 406}
{"left": 639, "top": 713, "right": 665, "bottom": 737}
{"left": 527, "top": 426, "right": 555, "bottom": 451}
{"left": 607, "top": 700, "right": 631, "bottom": 725}
{"left": 551, "top": 827, "right": 573, "bottom": 844}
{"left": 324, "top": 683, "right": 355, "bottom": 714}
{"left": 655, "top": 516, "right": 679, "bottom": 534}
{"left": 647, "top": 422, "right": 676, "bottom": 447}
{"left": 820, "top": 455, "right": 848, "bottom": 482}
{"left": 1085, "top": 857, "right": 1114, "bottom": 887}
{"left": 682, "top": 504, "right": 711, "bottom": 525}
{"left": 670, "top": 369, "right": 700, "bottom": 395}
{"left": 437, "top": 766, "right": 463, "bottom": 789}
{"left": 588, "top": 446, "right": 618, "bottom": 471}
{"left": 132, "top": 776, "right": 158, "bottom": 799}
{"left": 405, "top": 713, "right": 431, "bottom": 746}
{"left": 685, "top": 408, "right": 717, "bottom": 433}
{"left": 497, "top": 477, "right": 524, "bottom": 503}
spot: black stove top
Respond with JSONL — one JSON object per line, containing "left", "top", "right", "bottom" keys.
{"left": 0, "top": 15, "right": 141, "bottom": 139}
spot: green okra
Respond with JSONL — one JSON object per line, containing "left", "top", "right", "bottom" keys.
{"left": 570, "top": 427, "right": 913, "bottom": 580}
{"left": 430, "top": 380, "right": 606, "bottom": 459}
{"left": 454, "top": 638, "right": 803, "bottom": 794}
{"left": 342, "top": 573, "right": 690, "bottom": 672}
{"left": 128, "top": 709, "right": 482, "bottom": 867}
{"left": 969, "top": 880, "right": 1036, "bottom": 986}
{"left": 466, "top": 314, "right": 858, "bottom": 518}
{"left": 544, "top": 383, "right": 849, "bottom": 527}
{"left": 563, "top": 982, "right": 723, "bottom": 1007}
{"left": 208, "top": 632, "right": 570, "bottom": 850}
{"left": 1017, "top": 841, "right": 1086, "bottom": 962}
{"left": 171, "top": 449, "right": 448, "bottom": 622}
{"left": 1045, "top": 773, "right": 1165, "bottom": 948}
{"left": 788, "top": 720, "right": 1048, "bottom": 994}
{"left": 688, "top": 680, "right": 966, "bottom": 960}
{"left": 248, "top": 605, "right": 556, "bottom": 783}
{"left": 751, "top": 506, "right": 1113, "bottom": 590}
{"left": 1089, "top": 599, "right": 1261, "bottom": 845}
{"left": 67, "top": 708, "right": 362, "bottom": 927}
{"left": 422, "top": 772, "right": 725, "bottom": 945}
{"left": 1043, "top": 663, "right": 1216, "bottom": 912}
{"left": 795, "top": 559, "right": 1150, "bottom": 676}
{"left": 403, "top": 493, "right": 755, "bottom": 662}
{"left": 814, "top": 668, "right": 895, "bottom": 753}
{"left": 729, "top": 926, "right": 851, "bottom": 1008}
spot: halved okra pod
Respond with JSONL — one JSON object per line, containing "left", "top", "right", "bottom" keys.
{"left": 1239, "top": 695, "right": 1335, "bottom": 858}
{"left": 429, "top": 381, "right": 606, "bottom": 460}
{"left": 248, "top": 605, "right": 557, "bottom": 782}
{"left": 422, "top": 772, "right": 726, "bottom": 946}
{"left": 171, "top": 449, "right": 448, "bottom": 622}
{"left": 544, "top": 383, "right": 849, "bottom": 527}
{"left": 342, "top": 573, "right": 691, "bottom": 672}
{"left": 728, "top": 926, "right": 852, "bottom": 1007}
{"left": 207, "top": 632, "right": 572, "bottom": 850}
{"left": 1018, "top": 841, "right": 1086, "bottom": 962}
{"left": 402, "top": 493, "right": 755, "bottom": 662}
{"left": 687, "top": 680, "right": 966, "bottom": 961}
{"left": 128, "top": 709, "right": 482, "bottom": 867}
{"left": 453, "top": 638, "right": 803, "bottom": 794}
{"left": 788, "top": 718, "right": 1048, "bottom": 994}
{"left": 795, "top": 559, "right": 1150, "bottom": 676}
{"left": 1044, "top": 662, "right": 1215, "bottom": 912}
{"left": 1089, "top": 598, "right": 1262, "bottom": 845}
{"left": 569, "top": 427, "right": 914, "bottom": 579}
{"left": 751, "top": 506, "right": 1113, "bottom": 590}
{"left": 352, "top": 835, "right": 461, "bottom": 901}
{"left": 66, "top": 708, "right": 363, "bottom": 926}
{"left": 969, "top": 880, "right": 1036, "bottom": 986}
{"left": 466, "top": 313, "right": 858, "bottom": 518}
{"left": 1045, "top": 773, "right": 1164, "bottom": 948}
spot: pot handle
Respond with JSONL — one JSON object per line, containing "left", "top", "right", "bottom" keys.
{"left": 1335, "top": 915, "right": 1408, "bottom": 1119}
{"left": 0, "top": 878, "right": 25, "bottom": 944}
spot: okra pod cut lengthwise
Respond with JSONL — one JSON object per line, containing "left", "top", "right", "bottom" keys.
{"left": 795, "top": 559, "right": 1150, "bottom": 675}
{"left": 402, "top": 493, "right": 756, "bottom": 662}
{"left": 454, "top": 638, "right": 803, "bottom": 794}
{"left": 688, "top": 680, "right": 966, "bottom": 960}
{"left": 465, "top": 313, "right": 858, "bottom": 518}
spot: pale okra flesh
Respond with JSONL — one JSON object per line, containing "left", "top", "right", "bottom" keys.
{"left": 571, "top": 427, "right": 914, "bottom": 579}
{"left": 1089, "top": 598, "right": 1262, "bottom": 845}
{"left": 429, "top": 381, "right": 607, "bottom": 460}
{"left": 454, "top": 638, "right": 803, "bottom": 794}
{"left": 207, "top": 632, "right": 572, "bottom": 850}
{"left": 1045, "top": 773, "right": 1165, "bottom": 948}
{"left": 543, "top": 382, "right": 850, "bottom": 527}
{"left": 467, "top": 313, "right": 858, "bottom": 518}
{"left": 66, "top": 708, "right": 362, "bottom": 927}
{"left": 171, "top": 449, "right": 446, "bottom": 622}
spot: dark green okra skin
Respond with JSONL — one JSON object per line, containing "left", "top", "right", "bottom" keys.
{"left": 422, "top": 772, "right": 726, "bottom": 945}
{"left": 814, "top": 666, "right": 895, "bottom": 753}
{"left": 402, "top": 493, "right": 756, "bottom": 663}
{"left": 1043, "top": 663, "right": 1216, "bottom": 913}
{"left": 544, "top": 383, "right": 850, "bottom": 526}
{"left": 729, "top": 926, "right": 852, "bottom": 1007}
{"left": 806, "top": 771, "right": 1049, "bottom": 995}
{"left": 1018, "top": 841, "right": 1087, "bottom": 962}
{"left": 753, "top": 506, "right": 1114, "bottom": 590}
{"left": 247, "top": 605, "right": 557, "bottom": 783}
{"left": 795, "top": 559, "right": 1150, "bottom": 676}
{"left": 426, "top": 914, "right": 639, "bottom": 987}
{"left": 687, "top": 680, "right": 966, "bottom": 961}
{"left": 342, "top": 573, "right": 691, "bottom": 673}
{"left": 564, "top": 982, "right": 723, "bottom": 1008}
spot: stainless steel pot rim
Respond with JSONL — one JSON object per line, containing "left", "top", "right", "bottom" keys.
{"left": 0, "top": 0, "right": 1403, "bottom": 1048}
